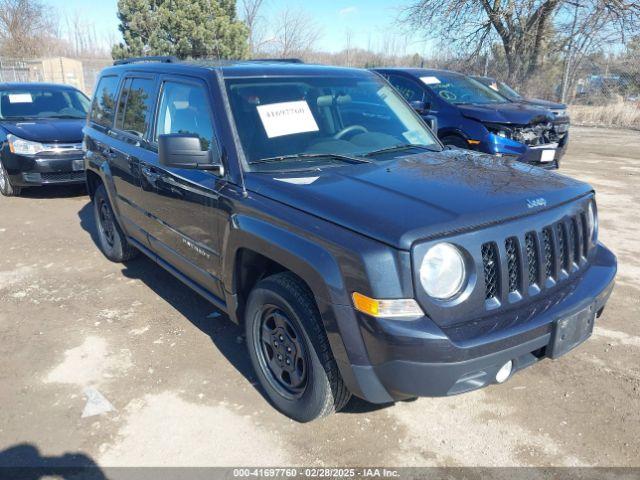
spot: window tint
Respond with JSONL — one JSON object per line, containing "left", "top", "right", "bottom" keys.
{"left": 387, "top": 75, "right": 424, "bottom": 103}
{"left": 90, "top": 76, "right": 120, "bottom": 128}
{"left": 155, "top": 82, "right": 214, "bottom": 150}
{"left": 115, "top": 77, "right": 156, "bottom": 138}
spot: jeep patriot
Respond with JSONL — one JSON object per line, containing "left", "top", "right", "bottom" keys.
{"left": 83, "top": 57, "right": 617, "bottom": 422}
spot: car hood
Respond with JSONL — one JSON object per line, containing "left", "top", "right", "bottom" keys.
{"left": 521, "top": 98, "right": 566, "bottom": 110}
{"left": 245, "top": 150, "right": 592, "bottom": 250}
{"left": 0, "top": 119, "right": 85, "bottom": 143}
{"left": 457, "top": 102, "right": 554, "bottom": 126}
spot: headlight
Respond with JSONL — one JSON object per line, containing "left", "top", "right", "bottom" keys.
{"left": 551, "top": 108, "right": 568, "bottom": 118}
{"left": 7, "top": 134, "right": 45, "bottom": 155}
{"left": 587, "top": 201, "right": 597, "bottom": 243}
{"left": 484, "top": 123, "right": 513, "bottom": 139}
{"left": 420, "top": 243, "right": 466, "bottom": 300}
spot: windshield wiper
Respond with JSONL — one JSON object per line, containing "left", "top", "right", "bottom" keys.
{"left": 363, "top": 143, "right": 440, "bottom": 157}
{"left": 249, "top": 153, "right": 371, "bottom": 166}
{"left": 43, "top": 114, "right": 86, "bottom": 119}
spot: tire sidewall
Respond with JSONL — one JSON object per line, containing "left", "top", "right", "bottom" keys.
{"left": 0, "top": 162, "right": 17, "bottom": 196}
{"left": 93, "top": 185, "right": 125, "bottom": 261}
{"left": 245, "top": 284, "right": 331, "bottom": 422}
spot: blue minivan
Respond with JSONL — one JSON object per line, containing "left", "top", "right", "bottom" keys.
{"left": 373, "top": 68, "right": 569, "bottom": 169}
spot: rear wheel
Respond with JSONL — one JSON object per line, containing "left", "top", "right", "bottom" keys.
{"left": 245, "top": 272, "right": 351, "bottom": 422}
{"left": 0, "top": 163, "right": 21, "bottom": 197}
{"left": 93, "top": 184, "right": 138, "bottom": 262}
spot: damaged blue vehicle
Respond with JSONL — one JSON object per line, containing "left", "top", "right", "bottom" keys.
{"left": 374, "top": 68, "right": 569, "bottom": 169}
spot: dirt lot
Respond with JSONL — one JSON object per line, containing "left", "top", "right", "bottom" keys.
{"left": 0, "top": 127, "right": 638, "bottom": 469}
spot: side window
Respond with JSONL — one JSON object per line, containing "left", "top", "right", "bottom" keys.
{"left": 115, "top": 77, "right": 156, "bottom": 138}
{"left": 387, "top": 75, "right": 424, "bottom": 103}
{"left": 90, "top": 76, "right": 120, "bottom": 128}
{"left": 155, "top": 81, "right": 214, "bottom": 151}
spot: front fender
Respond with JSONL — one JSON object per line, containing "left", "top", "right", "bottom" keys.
{"left": 223, "top": 213, "right": 349, "bottom": 307}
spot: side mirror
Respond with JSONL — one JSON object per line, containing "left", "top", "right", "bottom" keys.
{"left": 410, "top": 100, "right": 430, "bottom": 115}
{"left": 158, "top": 133, "right": 224, "bottom": 175}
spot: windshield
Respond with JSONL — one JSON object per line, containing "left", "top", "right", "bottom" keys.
{"left": 0, "top": 87, "right": 90, "bottom": 120}
{"left": 224, "top": 75, "right": 440, "bottom": 171}
{"left": 424, "top": 73, "right": 509, "bottom": 105}
{"left": 496, "top": 81, "right": 522, "bottom": 101}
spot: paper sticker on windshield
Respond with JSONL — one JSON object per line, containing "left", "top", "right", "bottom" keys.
{"left": 8, "top": 93, "right": 33, "bottom": 103}
{"left": 420, "top": 76, "right": 441, "bottom": 85}
{"left": 257, "top": 100, "right": 319, "bottom": 138}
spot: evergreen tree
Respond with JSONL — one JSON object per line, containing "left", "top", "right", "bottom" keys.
{"left": 112, "top": 0, "right": 249, "bottom": 60}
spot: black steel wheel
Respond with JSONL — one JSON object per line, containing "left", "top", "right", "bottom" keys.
{"left": 93, "top": 184, "right": 138, "bottom": 262}
{"left": 245, "top": 272, "right": 351, "bottom": 422}
{"left": 255, "top": 305, "right": 309, "bottom": 399}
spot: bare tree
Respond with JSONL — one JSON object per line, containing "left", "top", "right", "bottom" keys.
{"left": 240, "top": 0, "right": 267, "bottom": 54}
{"left": 399, "top": 0, "right": 640, "bottom": 85}
{"left": 264, "top": 7, "right": 322, "bottom": 58}
{"left": 0, "top": 0, "right": 59, "bottom": 57}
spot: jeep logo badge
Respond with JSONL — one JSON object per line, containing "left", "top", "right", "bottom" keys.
{"left": 527, "top": 197, "right": 547, "bottom": 208}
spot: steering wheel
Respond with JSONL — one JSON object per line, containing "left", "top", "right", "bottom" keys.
{"left": 333, "top": 125, "right": 368, "bottom": 140}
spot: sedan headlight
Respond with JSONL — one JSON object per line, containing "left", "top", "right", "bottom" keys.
{"left": 420, "top": 243, "right": 466, "bottom": 300}
{"left": 484, "top": 123, "right": 514, "bottom": 140}
{"left": 7, "top": 134, "right": 45, "bottom": 155}
{"left": 587, "top": 200, "right": 597, "bottom": 243}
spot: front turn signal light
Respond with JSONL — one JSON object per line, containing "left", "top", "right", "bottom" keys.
{"left": 352, "top": 292, "right": 424, "bottom": 319}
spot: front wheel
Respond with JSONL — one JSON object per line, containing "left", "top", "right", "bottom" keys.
{"left": 245, "top": 272, "right": 351, "bottom": 422}
{"left": 0, "top": 162, "right": 21, "bottom": 196}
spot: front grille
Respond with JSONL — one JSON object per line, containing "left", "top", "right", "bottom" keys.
{"left": 40, "top": 171, "right": 86, "bottom": 182}
{"left": 525, "top": 232, "right": 538, "bottom": 286}
{"left": 481, "top": 243, "right": 499, "bottom": 299}
{"left": 556, "top": 222, "right": 568, "bottom": 271}
{"left": 505, "top": 237, "right": 520, "bottom": 292}
{"left": 542, "top": 227, "right": 554, "bottom": 278}
{"left": 480, "top": 209, "right": 591, "bottom": 305}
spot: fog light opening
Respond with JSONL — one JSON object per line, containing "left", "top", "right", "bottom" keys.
{"left": 495, "top": 360, "right": 513, "bottom": 384}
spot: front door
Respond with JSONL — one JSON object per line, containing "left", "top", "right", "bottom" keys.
{"left": 140, "top": 77, "right": 227, "bottom": 300}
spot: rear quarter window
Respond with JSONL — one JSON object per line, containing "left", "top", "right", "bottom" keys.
{"left": 90, "top": 75, "right": 120, "bottom": 129}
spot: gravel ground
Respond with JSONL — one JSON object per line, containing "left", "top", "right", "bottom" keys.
{"left": 0, "top": 126, "right": 638, "bottom": 470}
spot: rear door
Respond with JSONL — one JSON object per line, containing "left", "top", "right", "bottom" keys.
{"left": 108, "top": 74, "right": 159, "bottom": 242}
{"left": 140, "top": 76, "right": 227, "bottom": 300}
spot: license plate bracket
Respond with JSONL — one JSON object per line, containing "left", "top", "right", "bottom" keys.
{"left": 550, "top": 305, "right": 596, "bottom": 359}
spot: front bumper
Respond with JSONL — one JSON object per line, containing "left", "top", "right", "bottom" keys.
{"left": 339, "top": 243, "right": 616, "bottom": 403}
{"left": 482, "top": 131, "right": 569, "bottom": 170}
{"left": 4, "top": 154, "right": 85, "bottom": 186}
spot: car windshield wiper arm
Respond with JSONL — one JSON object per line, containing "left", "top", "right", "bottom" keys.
{"left": 44, "top": 114, "right": 86, "bottom": 119}
{"left": 249, "top": 153, "right": 371, "bottom": 165}
{"left": 363, "top": 143, "right": 440, "bottom": 157}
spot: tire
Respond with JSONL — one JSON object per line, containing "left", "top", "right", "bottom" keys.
{"left": 0, "top": 162, "right": 21, "bottom": 197}
{"left": 93, "top": 184, "right": 138, "bottom": 262}
{"left": 441, "top": 135, "right": 470, "bottom": 149}
{"left": 245, "top": 272, "right": 351, "bottom": 422}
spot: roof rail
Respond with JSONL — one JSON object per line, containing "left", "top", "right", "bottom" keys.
{"left": 249, "top": 58, "right": 304, "bottom": 64}
{"left": 113, "top": 56, "right": 179, "bottom": 66}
